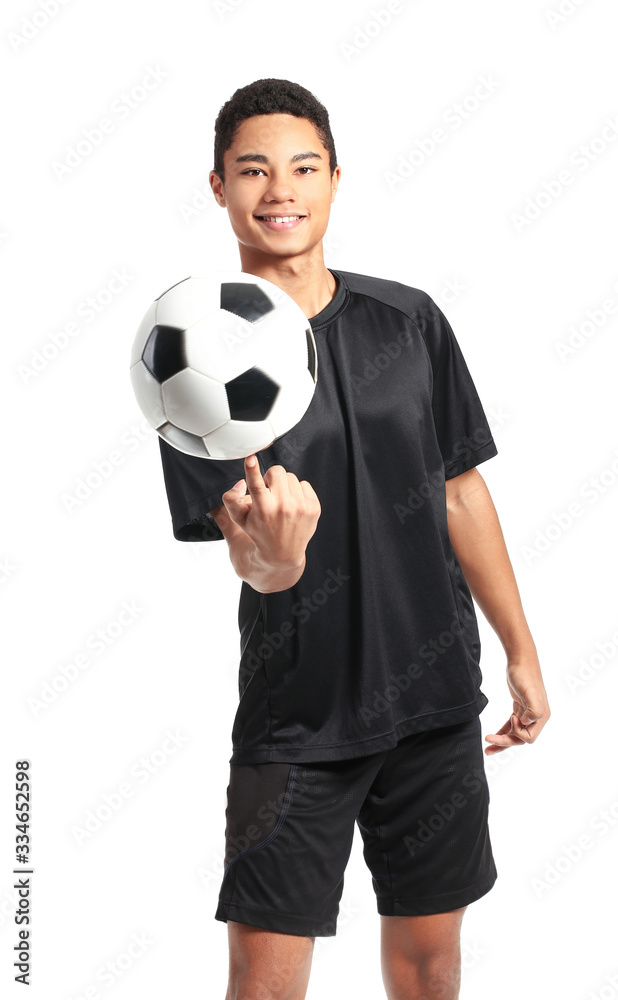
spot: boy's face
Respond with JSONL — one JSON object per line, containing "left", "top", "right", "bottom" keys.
{"left": 210, "top": 113, "right": 340, "bottom": 262}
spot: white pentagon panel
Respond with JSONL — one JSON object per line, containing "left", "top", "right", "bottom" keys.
{"left": 130, "top": 299, "right": 158, "bottom": 369}
{"left": 129, "top": 360, "right": 166, "bottom": 428}
{"left": 204, "top": 418, "right": 276, "bottom": 461}
{"left": 161, "top": 367, "right": 229, "bottom": 436}
{"left": 155, "top": 277, "right": 221, "bottom": 330}
{"left": 269, "top": 369, "right": 316, "bottom": 438}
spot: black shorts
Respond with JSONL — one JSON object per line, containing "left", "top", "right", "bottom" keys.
{"left": 215, "top": 715, "right": 497, "bottom": 937}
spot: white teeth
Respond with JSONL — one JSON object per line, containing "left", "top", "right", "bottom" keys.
{"left": 261, "top": 216, "right": 302, "bottom": 223}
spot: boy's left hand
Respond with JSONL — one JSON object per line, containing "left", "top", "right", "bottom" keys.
{"left": 484, "top": 657, "right": 551, "bottom": 755}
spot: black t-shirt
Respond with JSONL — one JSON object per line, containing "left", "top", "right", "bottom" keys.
{"left": 157, "top": 268, "right": 498, "bottom": 764}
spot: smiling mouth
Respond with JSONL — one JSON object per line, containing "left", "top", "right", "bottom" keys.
{"left": 255, "top": 215, "right": 306, "bottom": 230}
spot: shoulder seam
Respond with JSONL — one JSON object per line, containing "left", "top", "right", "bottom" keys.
{"left": 343, "top": 279, "right": 434, "bottom": 387}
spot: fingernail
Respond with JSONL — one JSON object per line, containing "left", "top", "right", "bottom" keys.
{"left": 233, "top": 479, "right": 245, "bottom": 491}
{"left": 246, "top": 456, "right": 256, "bottom": 468}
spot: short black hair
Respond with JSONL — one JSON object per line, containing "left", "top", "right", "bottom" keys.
{"left": 213, "top": 78, "right": 337, "bottom": 186}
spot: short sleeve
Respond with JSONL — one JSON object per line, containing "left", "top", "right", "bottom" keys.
{"left": 416, "top": 293, "right": 498, "bottom": 479}
{"left": 157, "top": 436, "right": 247, "bottom": 541}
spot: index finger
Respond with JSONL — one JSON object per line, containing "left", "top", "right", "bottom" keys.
{"left": 244, "top": 454, "right": 268, "bottom": 501}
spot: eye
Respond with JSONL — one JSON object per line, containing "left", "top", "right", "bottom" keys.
{"left": 241, "top": 166, "right": 316, "bottom": 176}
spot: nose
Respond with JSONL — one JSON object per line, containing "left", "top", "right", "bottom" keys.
{"left": 263, "top": 173, "right": 297, "bottom": 203}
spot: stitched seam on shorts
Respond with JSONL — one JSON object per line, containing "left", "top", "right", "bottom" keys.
{"left": 369, "top": 760, "right": 394, "bottom": 887}
{"left": 372, "top": 818, "right": 393, "bottom": 884}
{"left": 223, "top": 764, "right": 298, "bottom": 875}
{"left": 218, "top": 900, "right": 325, "bottom": 924}
{"left": 392, "top": 869, "right": 495, "bottom": 903}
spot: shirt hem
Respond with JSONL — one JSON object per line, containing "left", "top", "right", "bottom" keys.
{"left": 229, "top": 692, "right": 489, "bottom": 764}
{"left": 443, "top": 438, "right": 498, "bottom": 480}
{"left": 171, "top": 475, "right": 246, "bottom": 541}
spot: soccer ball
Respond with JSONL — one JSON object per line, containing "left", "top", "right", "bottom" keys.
{"left": 129, "top": 271, "right": 318, "bottom": 460}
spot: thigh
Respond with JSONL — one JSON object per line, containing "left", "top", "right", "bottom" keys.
{"left": 357, "top": 716, "right": 498, "bottom": 916}
{"left": 215, "top": 755, "right": 382, "bottom": 937}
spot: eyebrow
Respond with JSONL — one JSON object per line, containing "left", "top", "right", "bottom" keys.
{"left": 235, "top": 151, "right": 323, "bottom": 165}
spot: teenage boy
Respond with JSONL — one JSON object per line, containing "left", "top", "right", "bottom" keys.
{"left": 157, "top": 78, "right": 550, "bottom": 1000}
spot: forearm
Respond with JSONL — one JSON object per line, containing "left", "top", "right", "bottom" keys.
{"left": 229, "top": 530, "right": 306, "bottom": 593}
{"left": 446, "top": 480, "right": 538, "bottom": 663}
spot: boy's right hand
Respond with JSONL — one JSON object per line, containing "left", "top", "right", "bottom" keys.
{"left": 221, "top": 454, "right": 321, "bottom": 570}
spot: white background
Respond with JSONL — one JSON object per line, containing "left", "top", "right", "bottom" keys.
{"left": 2, "top": 0, "right": 617, "bottom": 996}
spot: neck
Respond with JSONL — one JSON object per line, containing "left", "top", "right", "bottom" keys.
{"left": 238, "top": 248, "right": 336, "bottom": 320}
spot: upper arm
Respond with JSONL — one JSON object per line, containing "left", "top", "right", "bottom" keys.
{"left": 414, "top": 292, "right": 498, "bottom": 480}
{"left": 444, "top": 467, "right": 486, "bottom": 509}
